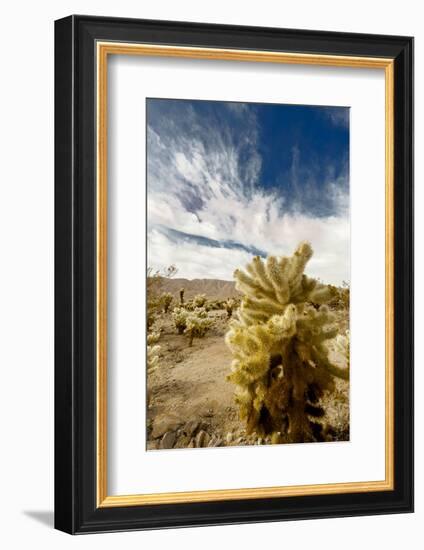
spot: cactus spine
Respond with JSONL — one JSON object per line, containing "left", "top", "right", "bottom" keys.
{"left": 226, "top": 242, "right": 349, "bottom": 443}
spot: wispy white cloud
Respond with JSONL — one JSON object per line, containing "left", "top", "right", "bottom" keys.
{"left": 147, "top": 100, "right": 350, "bottom": 285}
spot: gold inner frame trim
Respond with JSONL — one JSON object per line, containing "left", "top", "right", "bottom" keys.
{"left": 96, "top": 41, "right": 395, "bottom": 508}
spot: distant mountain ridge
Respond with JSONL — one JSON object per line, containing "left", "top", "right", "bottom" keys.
{"left": 157, "top": 277, "right": 240, "bottom": 301}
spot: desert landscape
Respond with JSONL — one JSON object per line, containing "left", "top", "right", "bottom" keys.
{"left": 146, "top": 246, "right": 350, "bottom": 451}
{"left": 146, "top": 98, "right": 350, "bottom": 451}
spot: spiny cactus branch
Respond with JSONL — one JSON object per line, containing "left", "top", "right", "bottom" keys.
{"left": 226, "top": 242, "right": 349, "bottom": 443}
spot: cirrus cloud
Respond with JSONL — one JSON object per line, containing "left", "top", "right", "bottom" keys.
{"left": 147, "top": 98, "right": 350, "bottom": 285}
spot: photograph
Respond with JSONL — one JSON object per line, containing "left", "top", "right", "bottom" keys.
{"left": 50, "top": 10, "right": 413, "bottom": 536}
{"left": 146, "top": 98, "right": 351, "bottom": 450}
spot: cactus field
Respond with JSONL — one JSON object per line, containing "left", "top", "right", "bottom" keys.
{"left": 146, "top": 245, "right": 350, "bottom": 451}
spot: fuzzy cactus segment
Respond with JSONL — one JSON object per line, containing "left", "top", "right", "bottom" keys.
{"left": 172, "top": 306, "right": 188, "bottom": 334}
{"left": 147, "top": 344, "right": 160, "bottom": 373}
{"left": 184, "top": 307, "right": 213, "bottom": 346}
{"left": 147, "top": 331, "right": 161, "bottom": 345}
{"left": 226, "top": 242, "right": 349, "bottom": 443}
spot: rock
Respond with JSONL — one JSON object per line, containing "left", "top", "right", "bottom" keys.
{"left": 151, "top": 414, "right": 183, "bottom": 439}
{"left": 208, "top": 436, "right": 223, "bottom": 448}
{"left": 195, "top": 430, "right": 210, "bottom": 448}
{"left": 160, "top": 431, "right": 176, "bottom": 449}
{"left": 184, "top": 420, "right": 200, "bottom": 437}
{"left": 174, "top": 435, "right": 191, "bottom": 449}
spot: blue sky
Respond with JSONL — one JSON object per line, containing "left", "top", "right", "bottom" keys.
{"left": 147, "top": 98, "right": 350, "bottom": 284}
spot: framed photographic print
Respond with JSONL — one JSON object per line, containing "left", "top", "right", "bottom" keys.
{"left": 54, "top": 15, "right": 414, "bottom": 534}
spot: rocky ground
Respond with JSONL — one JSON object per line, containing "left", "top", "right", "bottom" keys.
{"left": 147, "top": 307, "right": 350, "bottom": 451}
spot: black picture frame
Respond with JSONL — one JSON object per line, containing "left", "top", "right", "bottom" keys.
{"left": 55, "top": 15, "right": 414, "bottom": 534}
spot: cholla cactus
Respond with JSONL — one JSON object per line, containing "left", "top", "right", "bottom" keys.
{"left": 193, "top": 294, "right": 207, "bottom": 308}
{"left": 172, "top": 306, "right": 188, "bottom": 334}
{"left": 147, "top": 344, "right": 160, "bottom": 373}
{"left": 224, "top": 298, "right": 236, "bottom": 319}
{"left": 185, "top": 307, "right": 213, "bottom": 346}
{"left": 179, "top": 288, "right": 185, "bottom": 305}
{"left": 226, "top": 242, "right": 349, "bottom": 443}
{"left": 147, "top": 331, "right": 161, "bottom": 345}
{"left": 161, "top": 292, "right": 173, "bottom": 313}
